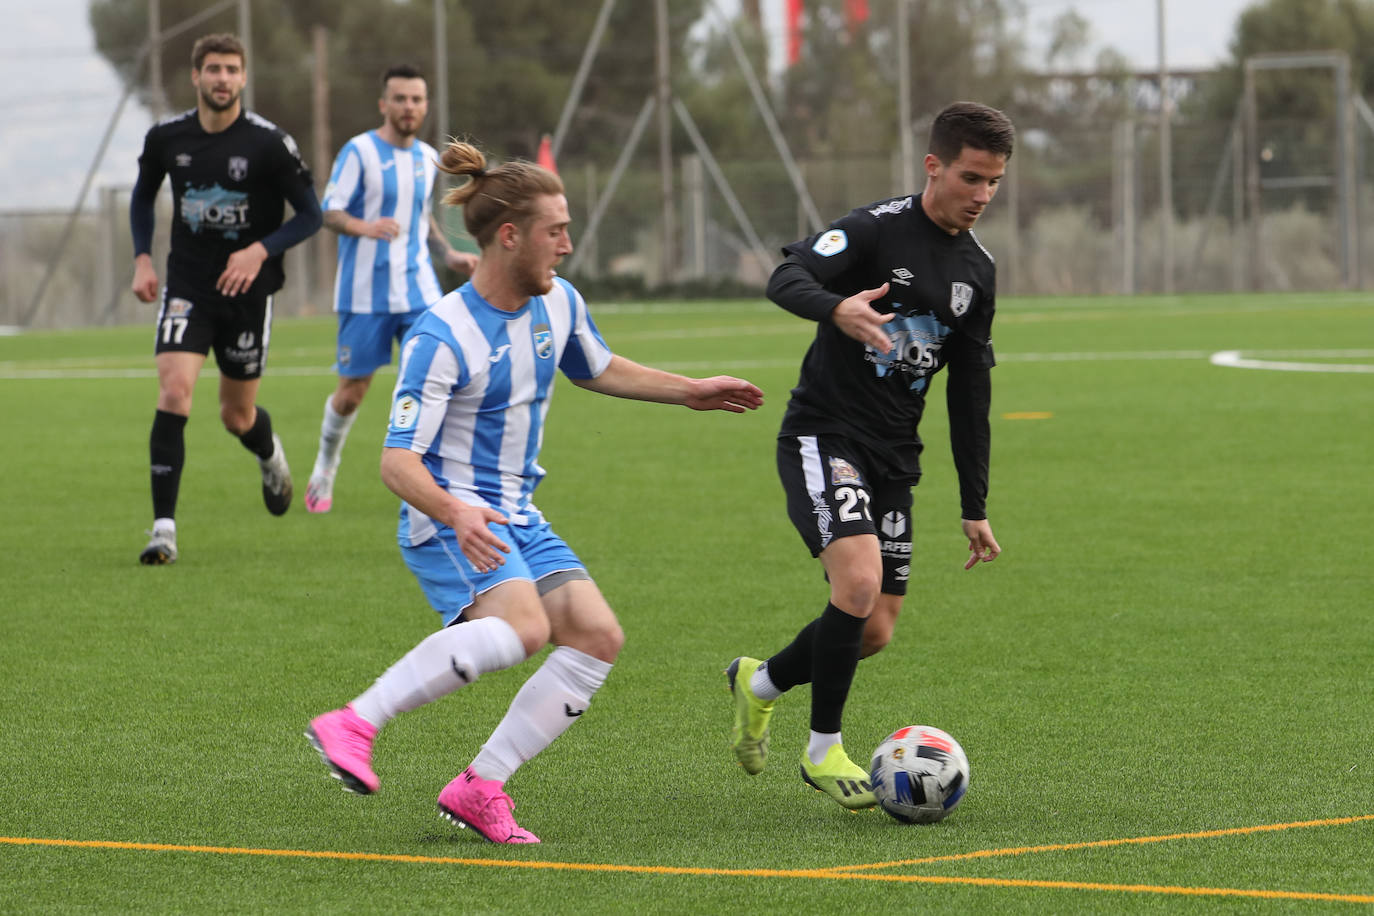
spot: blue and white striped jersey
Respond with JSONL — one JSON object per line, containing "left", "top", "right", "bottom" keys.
{"left": 321, "top": 130, "right": 443, "bottom": 314}
{"left": 385, "top": 277, "right": 614, "bottom": 546}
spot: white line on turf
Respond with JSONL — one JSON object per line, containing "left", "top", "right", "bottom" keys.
{"left": 1, "top": 349, "right": 1370, "bottom": 380}
{"left": 1209, "top": 350, "right": 1374, "bottom": 373}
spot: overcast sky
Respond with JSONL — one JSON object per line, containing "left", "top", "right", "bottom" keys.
{"left": 0, "top": 0, "right": 1254, "bottom": 211}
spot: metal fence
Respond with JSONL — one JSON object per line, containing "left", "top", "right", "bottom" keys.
{"left": 7, "top": 105, "right": 1374, "bottom": 330}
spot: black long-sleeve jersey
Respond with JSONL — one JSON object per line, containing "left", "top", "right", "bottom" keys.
{"left": 130, "top": 109, "right": 320, "bottom": 296}
{"left": 768, "top": 193, "right": 997, "bottom": 518}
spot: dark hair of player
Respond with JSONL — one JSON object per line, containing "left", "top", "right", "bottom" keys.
{"left": 929, "top": 102, "right": 1015, "bottom": 164}
{"left": 191, "top": 33, "right": 245, "bottom": 71}
{"left": 381, "top": 64, "right": 425, "bottom": 93}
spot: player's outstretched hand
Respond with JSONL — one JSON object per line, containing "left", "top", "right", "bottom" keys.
{"left": 685, "top": 376, "right": 765, "bottom": 413}
{"left": 961, "top": 518, "right": 1001, "bottom": 570}
{"left": 832, "top": 283, "right": 894, "bottom": 353}
{"left": 452, "top": 502, "right": 511, "bottom": 573}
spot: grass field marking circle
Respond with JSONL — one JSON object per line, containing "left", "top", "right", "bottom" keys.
{"left": 1211, "top": 350, "right": 1374, "bottom": 373}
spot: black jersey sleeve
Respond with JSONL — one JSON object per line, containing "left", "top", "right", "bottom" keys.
{"left": 257, "top": 131, "right": 322, "bottom": 255}
{"left": 129, "top": 129, "right": 166, "bottom": 257}
{"left": 780, "top": 209, "right": 877, "bottom": 285}
{"left": 258, "top": 174, "right": 322, "bottom": 255}
{"left": 772, "top": 209, "right": 880, "bottom": 320}
{"left": 945, "top": 359, "right": 991, "bottom": 520}
{"left": 766, "top": 255, "right": 843, "bottom": 322}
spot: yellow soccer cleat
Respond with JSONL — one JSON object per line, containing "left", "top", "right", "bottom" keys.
{"left": 726, "top": 656, "right": 775, "bottom": 775}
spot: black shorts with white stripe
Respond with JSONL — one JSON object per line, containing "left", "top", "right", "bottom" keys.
{"left": 776, "top": 433, "right": 916, "bottom": 595}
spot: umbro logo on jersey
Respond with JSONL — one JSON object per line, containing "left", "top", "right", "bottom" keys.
{"left": 176, "top": 153, "right": 192, "bottom": 167}
{"left": 564, "top": 703, "right": 585, "bottom": 718}
{"left": 890, "top": 267, "right": 913, "bottom": 286}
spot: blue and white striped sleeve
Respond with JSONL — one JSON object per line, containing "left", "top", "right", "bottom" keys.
{"left": 321, "top": 143, "right": 363, "bottom": 214}
{"left": 386, "top": 332, "right": 467, "bottom": 453}
{"left": 557, "top": 281, "right": 614, "bottom": 379}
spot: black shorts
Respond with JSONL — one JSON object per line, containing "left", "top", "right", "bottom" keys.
{"left": 777, "top": 434, "right": 916, "bottom": 595}
{"left": 153, "top": 281, "right": 274, "bottom": 380}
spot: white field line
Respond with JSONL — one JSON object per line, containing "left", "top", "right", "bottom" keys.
{"left": 2, "top": 348, "right": 1371, "bottom": 380}
{"left": 1209, "top": 350, "right": 1374, "bottom": 373}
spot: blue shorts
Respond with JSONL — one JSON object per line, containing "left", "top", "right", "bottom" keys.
{"left": 335, "top": 311, "right": 422, "bottom": 378}
{"left": 401, "top": 520, "right": 588, "bottom": 626}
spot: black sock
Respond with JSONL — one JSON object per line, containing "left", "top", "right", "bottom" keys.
{"left": 764, "top": 618, "right": 820, "bottom": 692}
{"left": 237, "top": 406, "right": 275, "bottom": 460}
{"left": 149, "top": 409, "right": 187, "bottom": 520}
{"left": 809, "top": 603, "right": 866, "bottom": 734}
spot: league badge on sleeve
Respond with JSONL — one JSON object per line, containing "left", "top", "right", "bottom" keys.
{"left": 392, "top": 394, "right": 419, "bottom": 430}
{"left": 949, "top": 282, "right": 974, "bottom": 317}
{"left": 812, "top": 229, "right": 848, "bottom": 257}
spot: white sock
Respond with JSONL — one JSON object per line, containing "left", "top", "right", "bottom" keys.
{"left": 350, "top": 616, "right": 526, "bottom": 729}
{"left": 807, "top": 730, "right": 841, "bottom": 765}
{"left": 313, "top": 394, "right": 358, "bottom": 477}
{"left": 152, "top": 517, "right": 176, "bottom": 536}
{"left": 750, "top": 662, "right": 782, "bottom": 701}
{"left": 469, "top": 646, "right": 612, "bottom": 783}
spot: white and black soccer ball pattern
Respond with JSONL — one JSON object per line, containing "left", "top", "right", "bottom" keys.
{"left": 869, "top": 725, "right": 970, "bottom": 824}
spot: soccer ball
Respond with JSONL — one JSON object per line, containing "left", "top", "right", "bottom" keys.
{"left": 869, "top": 725, "right": 970, "bottom": 824}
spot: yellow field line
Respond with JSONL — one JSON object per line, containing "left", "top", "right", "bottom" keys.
{"left": 826, "top": 813, "right": 1374, "bottom": 871}
{"left": 0, "top": 836, "right": 835, "bottom": 877}
{"left": 3, "top": 815, "right": 1372, "bottom": 906}
{"left": 816, "top": 873, "right": 1374, "bottom": 904}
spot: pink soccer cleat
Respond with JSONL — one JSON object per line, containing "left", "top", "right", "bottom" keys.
{"left": 304, "top": 471, "right": 334, "bottom": 514}
{"left": 305, "top": 705, "right": 379, "bottom": 794}
{"left": 437, "top": 768, "right": 540, "bottom": 844}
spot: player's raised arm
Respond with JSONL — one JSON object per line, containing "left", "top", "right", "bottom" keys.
{"left": 571, "top": 355, "right": 763, "bottom": 413}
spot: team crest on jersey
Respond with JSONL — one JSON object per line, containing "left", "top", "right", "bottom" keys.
{"left": 392, "top": 394, "right": 419, "bottom": 430}
{"left": 812, "top": 229, "right": 848, "bottom": 257}
{"left": 532, "top": 325, "right": 553, "bottom": 359}
{"left": 228, "top": 156, "right": 248, "bottom": 181}
{"left": 828, "top": 457, "right": 862, "bottom": 486}
{"left": 950, "top": 282, "right": 974, "bottom": 317}
{"left": 166, "top": 297, "right": 193, "bottom": 317}
{"left": 338, "top": 345, "right": 352, "bottom": 368}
